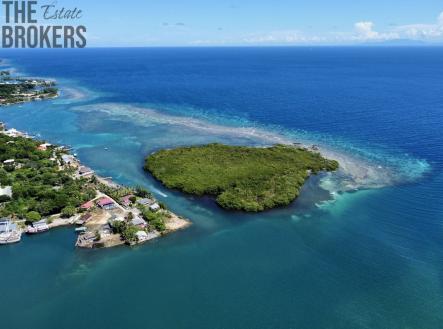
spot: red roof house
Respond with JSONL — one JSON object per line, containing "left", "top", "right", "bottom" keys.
{"left": 97, "top": 197, "right": 116, "bottom": 210}
{"left": 80, "top": 200, "right": 94, "bottom": 210}
{"left": 120, "top": 195, "right": 134, "bottom": 207}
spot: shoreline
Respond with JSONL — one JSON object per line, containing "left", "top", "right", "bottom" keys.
{"left": 0, "top": 123, "right": 191, "bottom": 249}
{"left": 0, "top": 66, "right": 59, "bottom": 106}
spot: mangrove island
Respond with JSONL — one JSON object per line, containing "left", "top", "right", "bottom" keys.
{"left": 145, "top": 143, "right": 339, "bottom": 212}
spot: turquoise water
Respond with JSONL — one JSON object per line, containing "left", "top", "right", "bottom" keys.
{"left": 0, "top": 48, "right": 442, "bottom": 329}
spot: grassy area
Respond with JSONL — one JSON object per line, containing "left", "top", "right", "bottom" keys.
{"left": 145, "top": 143, "right": 339, "bottom": 212}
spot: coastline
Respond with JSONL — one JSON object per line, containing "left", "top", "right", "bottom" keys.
{"left": 0, "top": 123, "right": 191, "bottom": 249}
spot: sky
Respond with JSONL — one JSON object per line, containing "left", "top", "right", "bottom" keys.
{"left": 3, "top": 0, "right": 443, "bottom": 46}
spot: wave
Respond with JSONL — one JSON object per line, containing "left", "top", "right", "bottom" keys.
{"left": 70, "top": 102, "right": 431, "bottom": 194}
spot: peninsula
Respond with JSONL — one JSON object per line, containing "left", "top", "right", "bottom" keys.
{"left": 0, "top": 124, "right": 190, "bottom": 247}
{"left": 145, "top": 143, "right": 339, "bottom": 212}
{"left": 0, "top": 69, "right": 58, "bottom": 105}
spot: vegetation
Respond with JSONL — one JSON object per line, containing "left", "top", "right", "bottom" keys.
{"left": 146, "top": 143, "right": 339, "bottom": 212}
{"left": 0, "top": 71, "right": 58, "bottom": 105}
{"left": 26, "top": 211, "right": 41, "bottom": 222}
{"left": 140, "top": 208, "right": 166, "bottom": 232}
{"left": 61, "top": 206, "right": 77, "bottom": 218}
{"left": 97, "top": 183, "right": 133, "bottom": 201}
{"left": 0, "top": 134, "right": 96, "bottom": 220}
{"left": 111, "top": 220, "right": 139, "bottom": 243}
{"left": 135, "top": 186, "right": 152, "bottom": 198}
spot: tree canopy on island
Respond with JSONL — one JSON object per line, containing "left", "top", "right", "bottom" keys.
{"left": 145, "top": 143, "right": 339, "bottom": 212}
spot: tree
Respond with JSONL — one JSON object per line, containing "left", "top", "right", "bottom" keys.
{"left": 26, "top": 211, "right": 42, "bottom": 222}
{"left": 135, "top": 186, "right": 152, "bottom": 198}
{"left": 0, "top": 195, "right": 11, "bottom": 203}
{"left": 61, "top": 206, "right": 76, "bottom": 218}
{"left": 121, "top": 225, "right": 139, "bottom": 243}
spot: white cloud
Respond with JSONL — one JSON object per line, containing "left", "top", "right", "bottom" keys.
{"left": 188, "top": 10, "right": 443, "bottom": 46}
{"left": 354, "top": 21, "right": 379, "bottom": 39}
{"left": 351, "top": 11, "right": 443, "bottom": 42}
{"left": 392, "top": 12, "right": 443, "bottom": 39}
{"left": 353, "top": 21, "right": 399, "bottom": 41}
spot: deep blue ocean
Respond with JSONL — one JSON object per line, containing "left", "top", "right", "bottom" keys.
{"left": 0, "top": 47, "right": 442, "bottom": 329}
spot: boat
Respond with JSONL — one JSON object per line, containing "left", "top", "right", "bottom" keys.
{"left": 26, "top": 219, "right": 49, "bottom": 234}
{"left": 75, "top": 227, "right": 87, "bottom": 233}
{"left": 0, "top": 220, "right": 22, "bottom": 245}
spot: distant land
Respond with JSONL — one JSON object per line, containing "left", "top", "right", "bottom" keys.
{"left": 0, "top": 66, "right": 58, "bottom": 106}
{"left": 361, "top": 39, "right": 431, "bottom": 46}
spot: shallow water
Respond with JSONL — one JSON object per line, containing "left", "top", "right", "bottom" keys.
{"left": 0, "top": 47, "right": 442, "bottom": 329}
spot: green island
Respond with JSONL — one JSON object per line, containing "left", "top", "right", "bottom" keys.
{"left": 145, "top": 143, "right": 339, "bottom": 212}
{"left": 0, "top": 124, "right": 190, "bottom": 247}
{"left": 0, "top": 69, "right": 58, "bottom": 105}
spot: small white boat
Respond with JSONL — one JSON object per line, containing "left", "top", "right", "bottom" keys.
{"left": 0, "top": 220, "right": 22, "bottom": 245}
{"left": 75, "top": 227, "right": 87, "bottom": 233}
{"left": 0, "top": 231, "right": 21, "bottom": 244}
{"left": 26, "top": 220, "right": 49, "bottom": 234}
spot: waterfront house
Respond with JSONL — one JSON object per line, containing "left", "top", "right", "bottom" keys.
{"left": 135, "top": 231, "right": 149, "bottom": 242}
{"left": 136, "top": 230, "right": 160, "bottom": 243}
{"left": 137, "top": 198, "right": 155, "bottom": 206}
{"left": 121, "top": 195, "right": 135, "bottom": 207}
{"left": 76, "top": 213, "right": 92, "bottom": 225}
{"left": 77, "top": 166, "right": 94, "bottom": 178}
{"left": 131, "top": 216, "right": 147, "bottom": 228}
{"left": 149, "top": 203, "right": 161, "bottom": 212}
{"left": 33, "top": 220, "right": 49, "bottom": 230}
{"left": 80, "top": 200, "right": 94, "bottom": 210}
{"left": 97, "top": 197, "right": 116, "bottom": 210}
{"left": 37, "top": 143, "right": 51, "bottom": 151}
{"left": 61, "top": 154, "right": 76, "bottom": 166}
{"left": 3, "top": 128, "right": 22, "bottom": 138}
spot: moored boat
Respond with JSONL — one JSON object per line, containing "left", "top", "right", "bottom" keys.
{"left": 26, "top": 219, "right": 49, "bottom": 234}
{"left": 0, "top": 219, "right": 22, "bottom": 245}
{"left": 75, "top": 226, "right": 87, "bottom": 233}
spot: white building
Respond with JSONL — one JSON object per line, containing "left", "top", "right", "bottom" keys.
{"left": 149, "top": 203, "right": 160, "bottom": 212}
